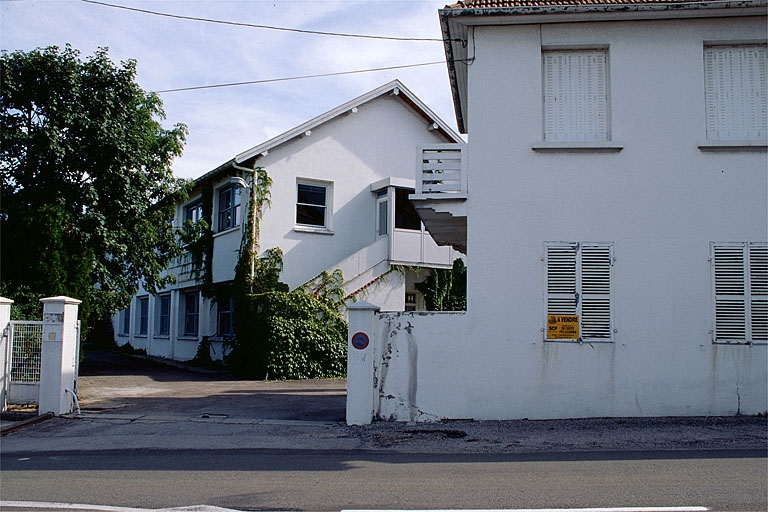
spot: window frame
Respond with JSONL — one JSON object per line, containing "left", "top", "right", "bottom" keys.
{"left": 703, "top": 44, "right": 767, "bottom": 144}
{"left": 182, "top": 290, "right": 200, "bottom": 338}
{"left": 295, "top": 180, "right": 333, "bottom": 232}
{"left": 137, "top": 296, "right": 149, "bottom": 336}
{"left": 711, "top": 242, "right": 768, "bottom": 345}
{"left": 120, "top": 305, "right": 131, "bottom": 336}
{"left": 217, "top": 185, "right": 241, "bottom": 232}
{"left": 217, "top": 293, "right": 235, "bottom": 337}
{"left": 541, "top": 48, "right": 611, "bottom": 144}
{"left": 156, "top": 293, "right": 171, "bottom": 337}
{"left": 544, "top": 241, "right": 614, "bottom": 343}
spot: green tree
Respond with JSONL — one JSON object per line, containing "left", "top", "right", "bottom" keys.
{"left": 0, "top": 45, "right": 189, "bottom": 332}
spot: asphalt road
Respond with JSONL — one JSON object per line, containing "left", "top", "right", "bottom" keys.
{"left": 2, "top": 449, "right": 766, "bottom": 511}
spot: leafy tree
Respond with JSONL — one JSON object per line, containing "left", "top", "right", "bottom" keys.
{"left": 0, "top": 45, "right": 189, "bottom": 332}
{"left": 415, "top": 258, "right": 467, "bottom": 311}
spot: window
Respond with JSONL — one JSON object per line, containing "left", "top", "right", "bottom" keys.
{"left": 217, "top": 185, "right": 241, "bottom": 232}
{"left": 711, "top": 242, "right": 767, "bottom": 344}
{"left": 543, "top": 49, "right": 609, "bottom": 142}
{"left": 296, "top": 181, "right": 330, "bottom": 229}
{"left": 156, "top": 294, "right": 171, "bottom": 336}
{"left": 185, "top": 200, "right": 203, "bottom": 227}
{"left": 183, "top": 291, "right": 199, "bottom": 337}
{"left": 120, "top": 305, "right": 131, "bottom": 335}
{"left": 137, "top": 296, "right": 149, "bottom": 335}
{"left": 545, "top": 242, "right": 613, "bottom": 342}
{"left": 217, "top": 294, "right": 235, "bottom": 337}
{"left": 376, "top": 195, "right": 388, "bottom": 237}
{"left": 704, "top": 45, "right": 767, "bottom": 142}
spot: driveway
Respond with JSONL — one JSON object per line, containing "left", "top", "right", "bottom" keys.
{"left": 75, "top": 350, "right": 347, "bottom": 423}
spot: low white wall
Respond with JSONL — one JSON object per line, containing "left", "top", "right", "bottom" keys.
{"left": 372, "top": 311, "right": 468, "bottom": 421}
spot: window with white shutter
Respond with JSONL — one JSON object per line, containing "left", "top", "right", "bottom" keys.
{"left": 704, "top": 45, "right": 767, "bottom": 142}
{"left": 545, "top": 242, "right": 614, "bottom": 342}
{"left": 712, "top": 242, "right": 768, "bottom": 344}
{"left": 543, "top": 49, "right": 610, "bottom": 143}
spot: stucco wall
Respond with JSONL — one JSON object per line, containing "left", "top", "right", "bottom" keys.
{"left": 356, "top": 15, "right": 767, "bottom": 422}
{"left": 461, "top": 16, "right": 767, "bottom": 419}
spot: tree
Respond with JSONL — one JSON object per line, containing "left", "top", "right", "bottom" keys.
{"left": 0, "top": 45, "right": 189, "bottom": 332}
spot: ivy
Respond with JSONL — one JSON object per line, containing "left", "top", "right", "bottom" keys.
{"left": 228, "top": 289, "right": 347, "bottom": 380}
{"left": 415, "top": 258, "right": 467, "bottom": 311}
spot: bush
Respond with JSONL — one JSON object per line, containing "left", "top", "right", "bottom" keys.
{"left": 227, "top": 291, "right": 347, "bottom": 380}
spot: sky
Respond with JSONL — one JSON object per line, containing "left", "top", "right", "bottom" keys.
{"left": 0, "top": 0, "right": 458, "bottom": 179}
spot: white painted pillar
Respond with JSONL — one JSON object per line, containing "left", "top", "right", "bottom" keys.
{"left": 38, "top": 296, "right": 81, "bottom": 416}
{"left": 0, "top": 297, "right": 13, "bottom": 411}
{"left": 346, "top": 300, "right": 380, "bottom": 425}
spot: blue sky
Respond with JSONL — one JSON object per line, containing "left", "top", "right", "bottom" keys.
{"left": 1, "top": 0, "right": 457, "bottom": 179}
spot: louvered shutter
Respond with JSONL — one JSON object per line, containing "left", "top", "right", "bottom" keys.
{"left": 546, "top": 243, "right": 578, "bottom": 317}
{"left": 749, "top": 244, "right": 768, "bottom": 342}
{"left": 713, "top": 244, "right": 747, "bottom": 341}
{"left": 546, "top": 242, "right": 613, "bottom": 341}
{"left": 543, "top": 50, "right": 609, "bottom": 142}
{"left": 580, "top": 244, "right": 613, "bottom": 340}
{"left": 704, "top": 45, "right": 768, "bottom": 141}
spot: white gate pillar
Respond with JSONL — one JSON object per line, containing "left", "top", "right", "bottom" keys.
{"left": 38, "top": 296, "right": 81, "bottom": 416}
{"left": 0, "top": 297, "right": 13, "bottom": 411}
{"left": 346, "top": 301, "right": 380, "bottom": 425}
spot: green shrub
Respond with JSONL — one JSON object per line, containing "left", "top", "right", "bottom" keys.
{"left": 227, "top": 291, "right": 347, "bottom": 380}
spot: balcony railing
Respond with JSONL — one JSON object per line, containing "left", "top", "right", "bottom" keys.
{"left": 415, "top": 143, "right": 467, "bottom": 198}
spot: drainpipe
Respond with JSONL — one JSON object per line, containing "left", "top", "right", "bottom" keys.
{"left": 231, "top": 162, "right": 258, "bottom": 288}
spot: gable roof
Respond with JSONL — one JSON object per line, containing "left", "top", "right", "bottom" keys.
{"left": 197, "top": 80, "right": 463, "bottom": 185}
{"left": 440, "top": 0, "right": 767, "bottom": 133}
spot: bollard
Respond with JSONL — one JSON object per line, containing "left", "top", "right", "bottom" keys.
{"left": 346, "top": 300, "right": 379, "bottom": 425}
{"left": 38, "top": 296, "right": 81, "bottom": 416}
{"left": 0, "top": 297, "right": 13, "bottom": 411}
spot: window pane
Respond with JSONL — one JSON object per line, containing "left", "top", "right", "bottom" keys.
{"left": 297, "top": 184, "right": 326, "bottom": 206}
{"left": 296, "top": 204, "right": 326, "bottom": 226}
{"left": 377, "top": 200, "right": 388, "bottom": 236}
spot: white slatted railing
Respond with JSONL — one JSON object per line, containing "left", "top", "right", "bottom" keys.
{"left": 416, "top": 143, "right": 467, "bottom": 197}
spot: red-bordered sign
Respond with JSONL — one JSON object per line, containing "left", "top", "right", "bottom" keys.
{"left": 351, "top": 331, "right": 369, "bottom": 350}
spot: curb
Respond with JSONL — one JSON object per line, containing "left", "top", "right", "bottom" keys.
{"left": 0, "top": 412, "right": 55, "bottom": 436}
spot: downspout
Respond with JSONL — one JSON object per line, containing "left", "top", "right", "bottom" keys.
{"left": 231, "top": 162, "right": 258, "bottom": 286}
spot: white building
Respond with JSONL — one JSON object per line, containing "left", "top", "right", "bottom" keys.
{"left": 347, "top": 0, "right": 767, "bottom": 423}
{"left": 115, "top": 80, "right": 464, "bottom": 362}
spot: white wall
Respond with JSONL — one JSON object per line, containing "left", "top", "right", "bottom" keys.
{"left": 356, "top": 15, "right": 767, "bottom": 421}
{"left": 256, "top": 94, "right": 450, "bottom": 289}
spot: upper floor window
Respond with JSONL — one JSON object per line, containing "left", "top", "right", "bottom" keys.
{"left": 218, "top": 185, "right": 241, "bottom": 232}
{"left": 185, "top": 200, "right": 203, "bottom": 226}
{"left": 296, "top": 181, "right": 331, "bottom": 230}
{"left": 542, "top": 49, "right": 609, "bottom": 143}
{"left": 545, "top": 242, "right": 613, "bottom": 342}
{"left": 395, "top": 188, "right": 421, "bottom": 231}
{"left": 704, "top": 45, "right": 767, "bottom": 142}
{"left": 711, "top": 242, "right": 767, "bottom": 344}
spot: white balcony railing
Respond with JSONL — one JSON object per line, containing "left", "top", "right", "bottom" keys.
{"left": 415, "top": 143, "right": 467, "bottom": 198}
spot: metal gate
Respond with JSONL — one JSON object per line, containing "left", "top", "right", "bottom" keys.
{"left": 6, "top": 321, "right": 43, "bottom": 405}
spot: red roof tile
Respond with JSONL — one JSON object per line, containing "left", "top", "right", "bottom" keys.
{"left": 445, "top": 0, "right": 711, "bottom": 7}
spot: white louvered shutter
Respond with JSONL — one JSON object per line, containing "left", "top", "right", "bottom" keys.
{"left": 748, "top": 244, "right": 768, "bottom": 342}
{"left": 546, "top": 242, "right": 613, "bottom": 341}
{"left": 580, "top": 243, "right": 613, "bottom": 340}
{"left": 546, "top": 243, "right": 578, "bottom": 317}
{"left": 704, "top": 45, "right": 768, "bottom": 141}
{"left": 543, "top": 50, "right": 609, "bottom": 142}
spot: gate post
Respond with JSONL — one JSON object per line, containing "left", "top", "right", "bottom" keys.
{"left": 0, "top": 297, "right": 13, "bottom": 411}
{"left": 38, "top": 296, "right": 81, "bottom": 416}
{"left": 346, "top": 300, "right": 379, "bottom": 425}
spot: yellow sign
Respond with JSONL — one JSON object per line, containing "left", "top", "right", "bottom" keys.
{"left": 547, "top": 314, "right": 579, "bottom": 340}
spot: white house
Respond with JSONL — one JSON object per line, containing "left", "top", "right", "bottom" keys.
{"left": 114, "top": 80, "right": 464, "bottom": 362}
{"left": 346, "top": 0, "right": 767, "bottom": 423}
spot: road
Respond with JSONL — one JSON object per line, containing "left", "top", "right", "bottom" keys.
{"left": 2, "top": 449, "right": 765, "bottom": 511}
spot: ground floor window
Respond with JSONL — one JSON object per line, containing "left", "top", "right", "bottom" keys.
{"left": 182, "top": 291, "right": 200, "bottom": 337}
{"left": 137, "top": 296, "right": 149, "bottom": 335}
{"left": 711, "top": 242, "right": 768, "bottom": 344}
{"left": 156, "top": 294, "right": 171, "bottom": 336}
{"left": 218, "top": 294, "right": 235, "bottom": 337}
{"left": 544, "top": 241, "right": 613, "bottom": 342}
{"left": 120, "top": 305, "right": 131, "bottom": 335}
